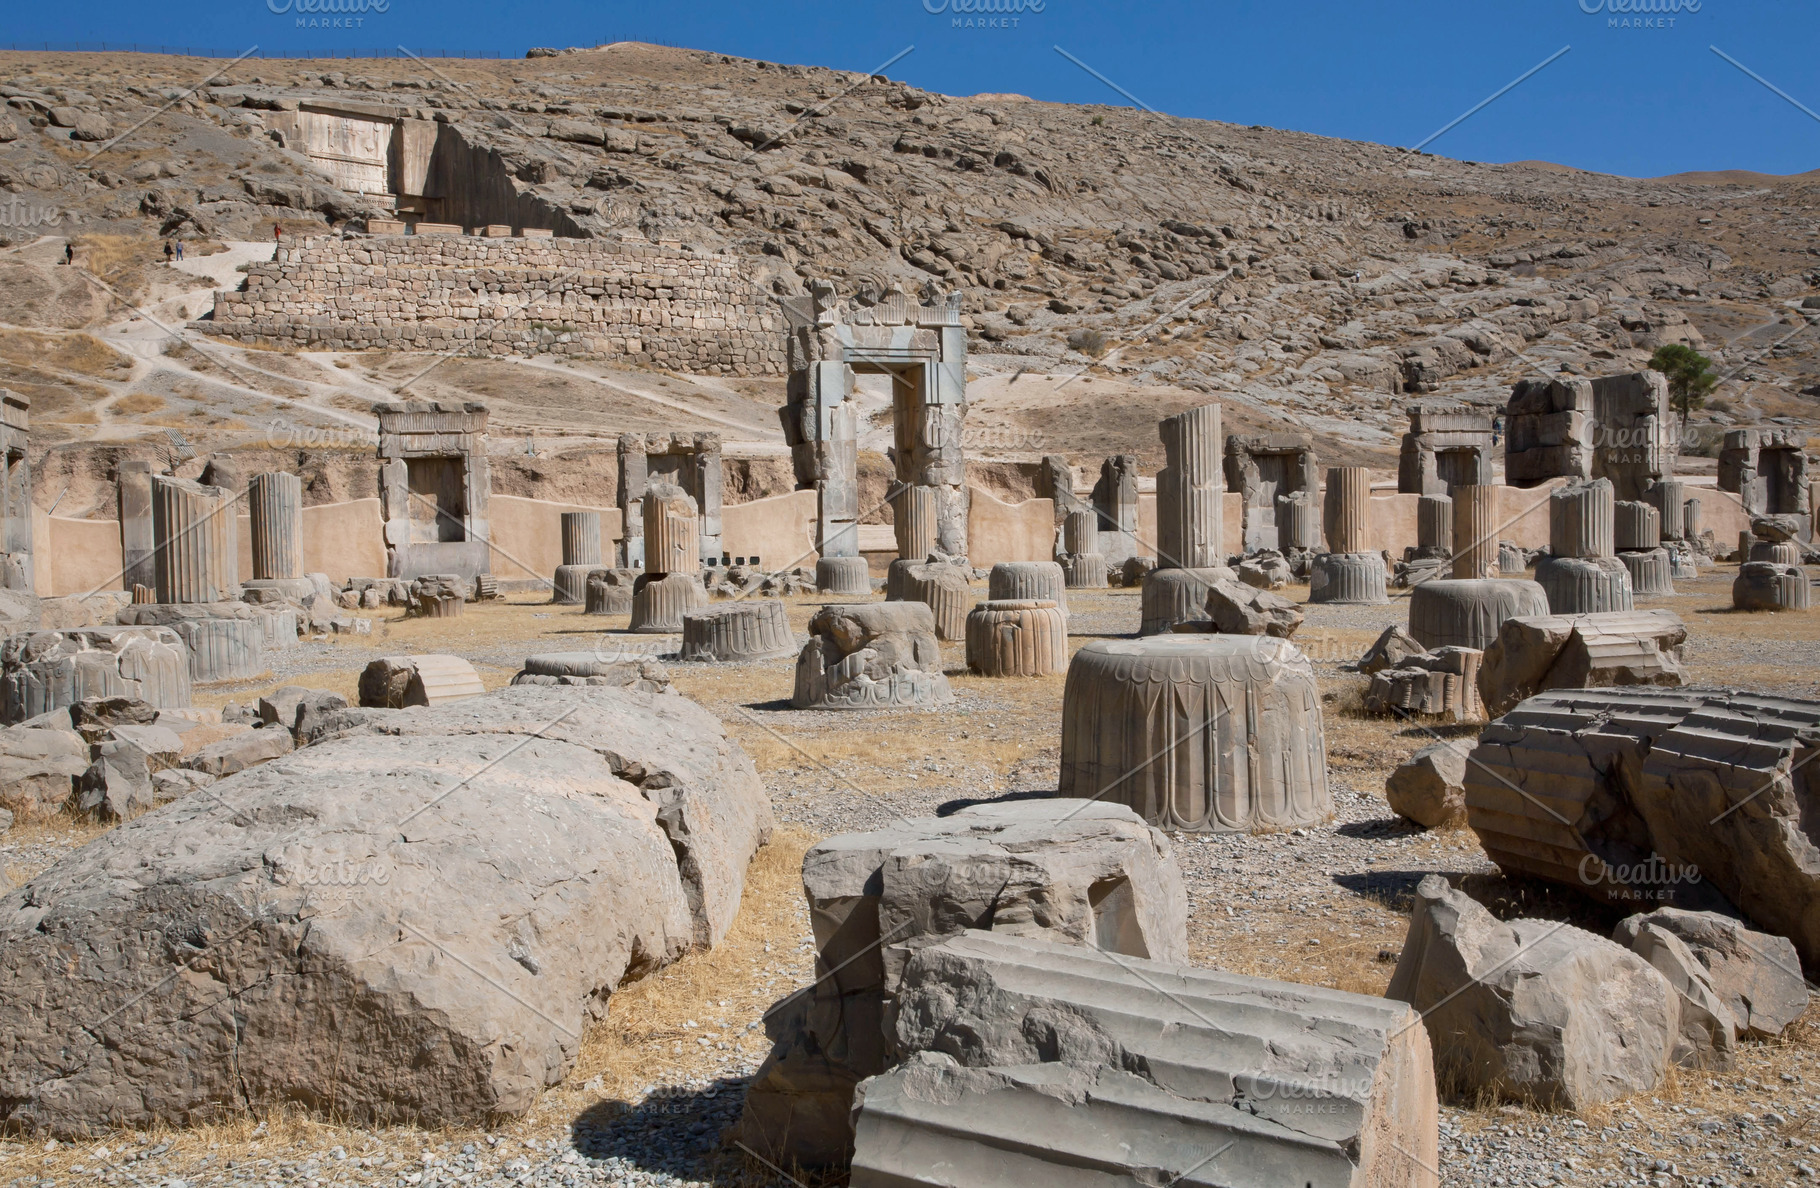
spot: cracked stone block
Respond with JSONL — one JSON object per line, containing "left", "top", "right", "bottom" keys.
{"left": 852, "top": 929, "right": 1437, "bottom": 1188}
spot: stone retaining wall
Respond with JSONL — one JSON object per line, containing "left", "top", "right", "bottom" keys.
{"left": 195, "top": 235, "right": 786, "bottom": 376}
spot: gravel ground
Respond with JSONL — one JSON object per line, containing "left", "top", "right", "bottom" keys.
{"left": 5, "top": 566, "right": 1820, "bottom": 1188}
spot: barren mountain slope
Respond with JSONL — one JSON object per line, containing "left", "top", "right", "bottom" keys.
{"left": 2, "top": 41, "right": 1817, "bottom": 470}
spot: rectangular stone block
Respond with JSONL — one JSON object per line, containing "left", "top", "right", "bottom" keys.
{"left": 853, "top": 930, "right": 1438, "bottom": 1188}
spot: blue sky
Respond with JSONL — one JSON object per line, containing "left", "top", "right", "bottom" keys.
{"left": 9, "top": 0, "right": 1819, "bottom": 178}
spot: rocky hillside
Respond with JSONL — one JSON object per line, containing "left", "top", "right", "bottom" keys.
{"left": 2, "top": 41, "right": 1818, "bottom": 465}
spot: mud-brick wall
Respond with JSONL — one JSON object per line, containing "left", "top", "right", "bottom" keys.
{"left": 197, "top": 235, "right": 787, "bottom": 376}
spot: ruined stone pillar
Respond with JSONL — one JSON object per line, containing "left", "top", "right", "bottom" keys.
{"left": 1092, "top": 454, "right": 1140, "bottom": 567}
{"left": 1156, "top": 404, "right": 1222, "bottom": 569}
{"left": 1549, "top": 479, "right": 1615, "bottom": 559}
{"left": 1451, "top": 485, "right": 1501, "bottom": 580}
{"left": 151, "top": 476, "right": 238, "bottom": 603}
{"left": 892, "top": 484, "right": 939, "bottom": 562}
{"left": 690, "top": 433, "right": 725, "bottom": 567}
{"left": 552, "top": 510, "right": 603, "bottom": 605}
{"left": 247, "top": 471, "right": 302, "bottom": 581}
{"left": 118, "top": 459, "right": 156, "bottom": 592}
{"left": 1647, "top": 480, "right": 1687, "bottom": 541}
{"left": 1322, "top": 467, "right": 1373, "bottom": 555}
{"left": 562, "top": 511, "right": 602, "bottom": 568}
{"left": 1417, "top": 493, "right": 1453, "bottom": 553}
{"left": 1275, "top": 492, "right": 1320, "bottom": 552}
{"left": 616, "top": 433, "right": 649, "bottom": 569}
{"left": 1062, "top": 507, "right": 1107, "bottom": 588}
{"left": 1063, "top": 507, "right": 1099, "bottom": 556}
{"left": 642, "top": 484, "right": 700, "bottom": 576}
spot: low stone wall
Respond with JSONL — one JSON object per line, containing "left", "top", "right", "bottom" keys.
{"left": 488, "top": 495, "right": 624, "bottom": 584}
{"left": 195, "top": 235, "right": 786, "bottom": 376}
{"left": 967, "top": 486, "right": 1053, "bottom": 566}
{"left": 721, "top": 489, "right": 817, "bottom": 569}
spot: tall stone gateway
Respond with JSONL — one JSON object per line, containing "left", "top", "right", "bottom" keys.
{"left": 780, "top": 281, "right": 967, "bottom": 593}
{"left": 1505, "top": 370, "right": 1677, "bottom": 500}
{"left": 375, "top": 401, "right": 491, "bottom": 580}
{"left": 615, "top": 432, "right": 724, "bottom": 569}
{"left": 1398, "top": 400, "right": 1495, "bottom": 495}
{"left": 1223, "top": 433, "right": 1318, "bottom": 553}
{"left": 0, "top": 390, "right": 31, "bottom": 591}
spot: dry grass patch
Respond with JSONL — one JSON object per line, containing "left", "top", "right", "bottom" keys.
{"left": 112, "top": 392, "right": 166, "bottom": 415}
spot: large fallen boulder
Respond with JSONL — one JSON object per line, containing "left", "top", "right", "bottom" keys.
{"left": 738, "top": 800, "right": 1187, "bottom": 1169}
{"left": 1614, "top": 908, "right": 1808, "bottom": 1040}
{"left": 1613, "top": 913, "right": 1737, "bottom": 1069}
{"left": 1476, "top": 608, "right": 1688, "bottom": 716}
{"left": 853, "top": 930, "right": 1438, "bottom": 1188}
{"left": 1387, "top": 874, "right": 1678, "bottom": 1107}
{"left": 1385, "top": 741, "right": 1468, "bottom": 828}
{"left": 0, "top": 685, "right": 772, "bottom": 1135}
{"left": 0, "top": 719, "right": 89, "bottom": 818}
{"left": 1463, "top": 687, "right": 1820, "bottom": 968}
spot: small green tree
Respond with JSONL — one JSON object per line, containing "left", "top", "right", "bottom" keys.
{"left": 1648, "top": 343, "right": 1718, "bottom": 419}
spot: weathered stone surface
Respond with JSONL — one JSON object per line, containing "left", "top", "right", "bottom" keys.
{"left": 738, "top": 801, "right": 1188, "bottom": 1168}
{"left": 1619, "top": 546, "right": 1675, "bottom": 596}
{"left": 1407, "top": 578, "right": 1550, "bottom": 651}
{"left": 1451, "top": 484, "right": 1502, "bottom": 580}
{"left": 894, "top": 558, "right": 971, "bottom": 640}
{"left": 1309, "top": 551, "right": 1389, "bottom": 605}
{"left": 1549, "top": 477, "right": 1616, "bottom": 559}
{"left": 1060, "top": 636, "right": 1329, "bottom": 831}
{"left": 629, "top": 571, "right": 709, "bottom": 632}
{"left": 1535, "top": 553, "right": 1634, "bottom": 615}
{"left": 1237, "top": 551, "right": 1291, "bottom": 589}
{"left": 854, "top": 930, "right": 1438, "bottom": 1188}
{"left": 1747, "top": 539, "right": 1803, "bottom": 566}
{"left": 1476, "top": 608, "right": 1688, "bottom": 716}
{"left": 1364, "top": 647, "right": 1484, "bottom": 721}
{"left": 680, "top": 600, "right": 796, "bottom": 662}
{"left": 1387, "top": 874, "right": 1676, "bottom": 1107}
{"left": 357, "top": 655, "right": 486, "bottom": 708}
{"left": 1614, "top": 500, "right": 1661, "bottom": 551}
{"left": 1614, "top": 908, "right": 1808, "bottom": 1040}
{"left": 0, "top": 722, "right": 89, "bottom": 818}
{"left": 1361, "top": 625, "right": 1427, "bottom": 675}
{"left": 1613, "top": 917, "right": 1737, "bottom": 1069}
{"left": 964, "top": 599, "right": 1067, "bottom": 677}
{"left": 583, "top": 567, "right": 638, "bottom": 615}
{"left": 75, "top": 739, "right": 153, "bottom": 821}
{"left": 407, "top": 574, "right": 467, "bottom": 619}
{"left": 815, "top": 554, "right": 871, "bottom": 596}
{"left": 119, "top": 601, "right": 292, "bottom": 683}
{"left": 1733, "top": 561, "right": 1812, "bottom": 611}
{"left": 1322, "top": 465, "right": 1373, "bottom": 554}
{"left": 179, "top": 724, "right": 296, "bottom": 777}
{"left": 510, "top": 652, "right": 671, "bottom": 694}
{"left": 1386, "top": 741, "right": 1468, "bottom": 828}
{"left": 987, "top": 561, "right": 1067, "bottom": 609}
{"left": 1463, "top": 687, "right": 1820, "bottom": 967}
{"left": 550, "top": 564, "right": 595, "bottom": 605}
{"left": 1156, "top": 403, "right": 1223, "bottom": 568}
{"left": 793, "top": 602, "right": 952, "bottom": 709}
{"left": 1204, "top": 577, "right": 1305, "bottom": 638}
{"left": 1060, "top": 551, "right": 1108, "bottom": 589}
{"left": 0, "top": 685, "right": 770, "bottom": 1135}
{"left": 1, "top": 626, "right": 193, "bottom": 724}
{"left": 1137, "top": 565, "right": 1233, "bottom": 636}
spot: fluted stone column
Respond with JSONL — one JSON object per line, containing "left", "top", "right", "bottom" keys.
{"left": 1647, "top": 480, "right": 1687, "bottom": 541}
{"left": 247, "top": 471, "right": 302, "bottom": 582}
{"left": 1417, "top": 494, "right": 1453, "bottom": 553}
{"left": 1156, "top": 404, "right": 1223, "bottom": 568}
{"left": 892, "top": 484, "right": 939, "bottom": 563}
{"left": 1549, "top": 479, "right": 1615, "bottom": 559}
{"left": 152, "top": 476, "right": 238, "bottom": 604}
{"left": 1614, "top": 502, "right": 1660, "bottom": 551}
{"left": 1322, "top": 467, "right": 1373, "bottom": 554}
{"left": 553, "top": 510, "right": 603, "bottom": 604}
{"left": 1275, "top": 492, "right": 1320, "bottom": 552}
{"left": 643, "top": 485, "right": 699, "bottom": 576}
{"left": 1451, "top": 485, "right": 1501, "bottom": 580}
